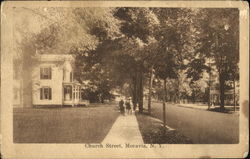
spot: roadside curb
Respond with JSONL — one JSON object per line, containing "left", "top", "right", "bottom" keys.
{"left": 142, "top": 114, "right": 175, "bottom": 131}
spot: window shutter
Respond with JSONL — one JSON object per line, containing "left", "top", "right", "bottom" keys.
{"left": 40, "top": 88, "right": 43, "bottom": 100}
{"left": 49, "top": 88, "right": 52, "bottom": 100}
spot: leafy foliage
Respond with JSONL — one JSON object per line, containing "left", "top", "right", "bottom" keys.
{"left": 14, "top": 7, "right": 239, "bottom": 107}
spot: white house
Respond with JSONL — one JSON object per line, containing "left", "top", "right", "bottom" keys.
{"left": 13, "top": 54, "right": 89, "bottom": 107}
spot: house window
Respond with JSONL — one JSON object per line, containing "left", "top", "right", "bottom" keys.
{"left": 40, "top": 67, "right": 52, "bottom": 79}
{"left": 40, "top": 87, "right": 52, "bottom": 100}
{"left": 64, "top": 85, "right": 72, "bottom": 101}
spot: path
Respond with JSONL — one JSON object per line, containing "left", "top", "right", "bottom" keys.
{"left": 177, "top": 103, "right": 239, "bottom": 113}
{"left": 102, "top": 113, "right": 144, "bottom": 144}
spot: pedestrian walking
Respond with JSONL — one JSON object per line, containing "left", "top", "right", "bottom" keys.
{"left": 125, "top": 98, "right": 132, "bottom": 115}
{"left": 119, "top": 99, "right": 125, "bottom": 115}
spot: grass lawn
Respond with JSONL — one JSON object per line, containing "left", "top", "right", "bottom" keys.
{"left": 13, "top": 103, "right": 119, "bottom": 143}
{"left": 136, "top": 113, "right": 192, "bottom": 144}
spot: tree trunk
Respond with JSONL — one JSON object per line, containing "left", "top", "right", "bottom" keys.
{"left": 208, "top": 59, "right": 211, "bottom": 109}
{"left": 208, "top": 88, "right": 211, "bottom": 110}
{"left": 219, "top": 73, "right": 225, "bottom": 110}
{"left": 22, "top": 64, "right": 33, "bottom": 108}
{"left": 233, "top": 79, "right": 236, "bottom": 111}
{"left": 163, "top": 78, "right": 167, "bottom": 128}
{"left": 166, "top": 87, "right": 168, "bottom": 102}
{"left": 138, "top": 71, "right": 144, "bottom": 113}
{"left": 132, "top": 77, "right": 138, "bottom": 110}
{"left": 177, "top": 79, "right": 180, "bottom": 104}
{"left": 147, "top": 67, "right": 154, "bottom": 115}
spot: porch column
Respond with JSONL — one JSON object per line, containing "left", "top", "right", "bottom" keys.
{"left": 79, "top": 86, "right": 81, "bottom": 100}
{"left": 78, "top": 86, "right": 80, "bottom": 100}
{"left": 75, "top": 85, "right": 77, "bottom": 101}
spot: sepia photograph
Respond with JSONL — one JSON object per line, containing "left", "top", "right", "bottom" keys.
{"left": 1, "top": 1, "right": 249, "bottom": 158}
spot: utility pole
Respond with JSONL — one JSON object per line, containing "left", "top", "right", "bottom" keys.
{"left": 163, "top": 78, "right": 167, "bottom": 130}
{"left": 148, "top": 67, "right": 154, "bottom": 115}
{"left": 208, "top": 57, "right": 211, "bottom": 110}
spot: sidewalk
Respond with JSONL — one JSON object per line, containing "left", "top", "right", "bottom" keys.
{"left": 102, "top": 113, "right": 144, "bottom": 144}
{"left": 176, "top": 103, "right": 209, "bottom": 110}
{"left": 176, "top": 103, "right": 239, "bottom": 113}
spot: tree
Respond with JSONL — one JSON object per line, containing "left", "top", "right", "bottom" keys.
{"left": 70, "top": 8, "right": 121, "bottom": 102}
{"left": 14, "top": 7, "right": 122, "bottom": 105}
{"left": 113, "top": 7, "right": 160, "bottom": 113}
{"left": 145, "top": 8, "right": 208, "bottom": 126}
{"left": 197, "top": 8, "right": 239, "bottom": 110}
{"left": 154, "top": 45, "right": 180, "bottom": 127}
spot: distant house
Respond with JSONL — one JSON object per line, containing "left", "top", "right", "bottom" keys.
{"left": 209, "top": 73, "right": 240, "bottom": 106}
{"left": 210, "top": 86, "right": 239, "bottom": 106}
{"left": 13, "top": 54, "right": 89, "bottom": 107}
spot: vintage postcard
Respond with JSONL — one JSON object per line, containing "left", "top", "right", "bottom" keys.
{"left": 1, "top": 1, "right": 249, "bottom": 158}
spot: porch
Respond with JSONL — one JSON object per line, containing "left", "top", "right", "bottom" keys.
{"left": 63, "top": 82, "right": 89, "bottom": 106}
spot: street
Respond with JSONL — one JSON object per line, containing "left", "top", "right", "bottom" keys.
{"left": 150, "top": 101, "right": 239, "bottom": 144}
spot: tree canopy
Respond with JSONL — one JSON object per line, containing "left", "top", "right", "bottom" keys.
{"left": 14, "top": 7, "right": 239, "bottom": 108}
